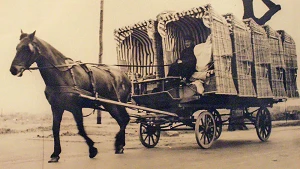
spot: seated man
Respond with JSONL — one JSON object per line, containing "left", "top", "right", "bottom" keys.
{"left": 190, "top": 35, "right": 213, "bottom": 94}
{"left": 167, "top": 35, "right": 197, "bottom": 82}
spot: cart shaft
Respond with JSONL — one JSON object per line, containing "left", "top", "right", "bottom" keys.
{"left": 79, "top": 94, "right": 178, "bottom": 117}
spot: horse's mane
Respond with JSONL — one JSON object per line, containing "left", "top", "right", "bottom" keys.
{"left": 19, "top": 33, "right": 72, "bottom": 62}
{"left": 34, "top": 37, "right": 72, "bottom": 61}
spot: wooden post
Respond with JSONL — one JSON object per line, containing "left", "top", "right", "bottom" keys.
{"left": 97, "top": 0, "right": 104, "bottom": 124}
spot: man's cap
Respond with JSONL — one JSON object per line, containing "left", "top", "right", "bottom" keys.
{"left": 184, "top": 35, "right": 194, "bottom": 41}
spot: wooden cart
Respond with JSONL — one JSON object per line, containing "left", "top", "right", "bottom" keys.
{"left": 103, "top": 4, "right": 298, "bottom": 148}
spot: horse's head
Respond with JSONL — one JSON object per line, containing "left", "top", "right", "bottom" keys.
{"left": 10, "top": 30, "right": 39, "bottom": 77}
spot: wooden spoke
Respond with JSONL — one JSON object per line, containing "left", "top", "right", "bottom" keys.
{"left": 195, "top": 111, "right": 216, "bottom": 149}
{"left": 255, "top": 107, "right": 272, "bottom": 141}
{"left": 139, "top": 121, "right": 160, "bottom": 148}
{"left": 210, "top": 109, "right": 222, "bottom": 140}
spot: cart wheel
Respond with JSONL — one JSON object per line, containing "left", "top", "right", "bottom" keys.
{"left": 255, "top": 107, "right": 272, "bottom": 141}
{"left": 210, "top": 109, "right": 222, "bottom": 140}
{"left": 195, "top": 111, "right": 216, "bottom": 149}
{"left": 139, "top": 122, "right": 160, "bottom": 148}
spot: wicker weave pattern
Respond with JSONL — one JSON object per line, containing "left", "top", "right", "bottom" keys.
{"left": 210, "top": 11, "right": 237, "bottom": 95}
{"left": 156, "top": 5, "right": 237, "bottom": 95}
{"left": 264, "top": 26, "right": 286, "bottom": 98}
{"left": 114, "top": 4, "right": 297, "bottom": 99}
{"left": 278, "top": 30, "right": 299, "bottom": 98}
{"left": 114, "top": 20, "right": 163, "bottom": 79}
{"left": 157, "top": 6, "right": 210, "bottom": 77}
{"left": 224, "top": 14, "right": 256, "bottom": 97}
{"left": 244, "top": 19, "right": 273, "bottom": 98}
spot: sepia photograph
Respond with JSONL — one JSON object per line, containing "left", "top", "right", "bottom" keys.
{"left": 1, "top": 0, "right": 300, "bottom": 168}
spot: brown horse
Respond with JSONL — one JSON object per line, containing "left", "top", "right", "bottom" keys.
{"left": 10, "top": 31, "right": 132, "bottom": 163}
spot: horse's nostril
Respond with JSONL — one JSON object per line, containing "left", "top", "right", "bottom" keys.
{"left": 10, "top": 65, "right": 24, "bottom": 76}
{"left": 10, "top": 66, "right": 18, "bottom": 75}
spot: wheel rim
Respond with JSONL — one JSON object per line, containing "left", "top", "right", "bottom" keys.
{"left": 210, "top": 109, "right": 222, "bottom": 140}
{"left": 139, "top": 122, "right": 160, "bottom": 148}
{"left": 256, "top": 107, "right": 272, "bottom": 141}
{"left": 195, "top": 111, "right": 216, "bottom": 149}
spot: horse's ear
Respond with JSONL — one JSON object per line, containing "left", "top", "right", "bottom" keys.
{"left": 19, "top": 29, "right": 27, "bottom": 40}
{"left": 29, "top": 30, "right": 36, "bottom": 41}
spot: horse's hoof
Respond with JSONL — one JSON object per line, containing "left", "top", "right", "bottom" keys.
{"left": 115, "top": 148, "right": 124, "bottom": 154}
{"left": 89, "top": 147, "right": 98, "bottom": 158}
{"left": 48, "top": 156, "right": 60, "bottom": 163}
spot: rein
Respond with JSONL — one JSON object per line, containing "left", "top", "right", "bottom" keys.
{"left": 26, "top": 62, "right": 171, "bottom": 71}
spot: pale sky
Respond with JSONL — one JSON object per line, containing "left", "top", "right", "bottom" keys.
{"left": 0, "top": 0, "right": 299, "bottom": 114}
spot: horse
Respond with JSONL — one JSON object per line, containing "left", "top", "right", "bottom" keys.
{"left": 10, "top": 30, "right": 132, "bottom": 163}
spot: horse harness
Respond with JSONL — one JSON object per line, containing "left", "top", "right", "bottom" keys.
{"left": 45, "top": 62, "right": 121, "bottom": 100}
{"left": 29, "top": 42, "right": 121, "bottom": 111}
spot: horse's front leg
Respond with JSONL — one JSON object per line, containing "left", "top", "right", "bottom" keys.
{"left": 107, "top": 106, "right": 130, "bottom": 154}
{"left": 48, "top": 106, "right": 64, "bottom": 163}
{"left": 71, "top": 107, "right": 98, "bottom": 158}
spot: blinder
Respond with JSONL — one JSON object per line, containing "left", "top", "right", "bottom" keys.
{"left": 14, "top": 41, "right": 40, "bottom": 71}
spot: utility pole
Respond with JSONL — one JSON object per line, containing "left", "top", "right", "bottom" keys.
{"left": 97, "top": 0, "right": 104, "bottom": 124}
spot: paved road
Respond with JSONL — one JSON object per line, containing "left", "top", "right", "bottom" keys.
{"left": 0, "top": 126, "right": 299, "bottom": 169}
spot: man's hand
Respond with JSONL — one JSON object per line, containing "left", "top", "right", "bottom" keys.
{"left": 177, "top": 60, "right": 183, "bottom": 64}
{"left": 206, "top": 70, "right": 214, "bottom": 77}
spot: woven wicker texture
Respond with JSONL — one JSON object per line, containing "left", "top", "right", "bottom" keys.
{"left": 264, "top": 25, "right": 287, "bottom": 98}
{"left": 224, "top": 14, "right": 256, "bottom": 97}
{"left": 157, "top": 4, "right": 237, "bottom": 95}
{"left": 244, "top": 18, "right": 273, "bottom": 98}
{"left": 278, "top": 30, "right": 299, "bottom": 98}
{"left": 114, "top": 20, "right": 163, "bottom": 79}
{"left": 114, "top": 4, "right": 297, "bottom": 99}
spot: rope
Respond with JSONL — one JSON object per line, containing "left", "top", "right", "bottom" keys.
{"left": 83, "top": 109, "right": 96, "bottom": 118}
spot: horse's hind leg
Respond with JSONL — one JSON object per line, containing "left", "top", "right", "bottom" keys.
{"left": 48, "top": 106, "right": 64, "bottom": 163}
{"left": 106, "top": 105, "right": 130, "bottom": 154}
{"left": 71, "top": 107, "right": 98, "bottom": 158}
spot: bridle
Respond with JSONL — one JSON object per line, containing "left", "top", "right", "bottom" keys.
{"left": 22, "top": 42, "right": 76, "bottom": 72}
